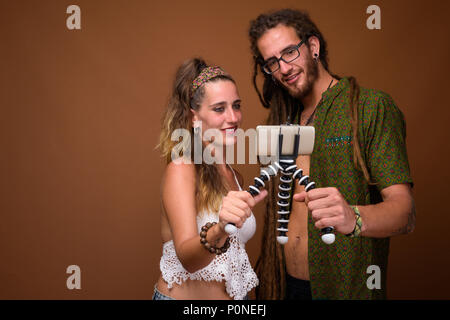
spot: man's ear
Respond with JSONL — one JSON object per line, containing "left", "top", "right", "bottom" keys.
{"left": 308, "top": 36, "right": 321, "bottom": 58}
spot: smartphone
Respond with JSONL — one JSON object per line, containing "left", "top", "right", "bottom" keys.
{"left": 256, "top": 125, "right": 315, "bottom": 163}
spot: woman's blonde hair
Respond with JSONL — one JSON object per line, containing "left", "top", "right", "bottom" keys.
{"left": 158, "top": 58, "right": 236, "bottom": 213}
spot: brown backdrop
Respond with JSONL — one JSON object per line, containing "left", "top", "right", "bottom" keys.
{"left": 1, "top": 0, "right": 449, "bottom": 299}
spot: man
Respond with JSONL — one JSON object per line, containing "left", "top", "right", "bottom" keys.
{"left": 249, "top": 9, "right": 415, "bottom": 300}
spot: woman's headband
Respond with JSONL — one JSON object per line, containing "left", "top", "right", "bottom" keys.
{"left": 190, "top": 66, "right": 228, "bottom": 98}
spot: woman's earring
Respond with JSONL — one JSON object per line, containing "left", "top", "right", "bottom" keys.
{"left": 314, "top": 53, "right": 319, "bottom": 61}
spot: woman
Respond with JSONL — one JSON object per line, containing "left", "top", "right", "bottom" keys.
{"left": 154, "top": 58, "right": 267, "bottom": 300}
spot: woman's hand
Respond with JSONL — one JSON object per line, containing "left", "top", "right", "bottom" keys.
{"left": 218, "top": 190, "right": 267, "bottom": 231}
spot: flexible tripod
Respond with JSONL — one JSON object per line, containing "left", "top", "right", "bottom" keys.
{"left": 225, "top": 125, "right": 335, "bottom": 245}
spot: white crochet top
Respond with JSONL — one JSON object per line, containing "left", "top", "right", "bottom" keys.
{"left": 159, "top": 167, "right": 258, "bottom": 300}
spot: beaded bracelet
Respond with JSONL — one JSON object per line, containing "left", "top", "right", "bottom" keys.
{"left": 346, "top": 205, "right": 363, "bottom": 238}
{"left": 199, "top": 222, "right": 230, "bottom": 255}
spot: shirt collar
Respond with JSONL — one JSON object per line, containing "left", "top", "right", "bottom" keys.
{"left": 321, "top": 76, "right": 349, "bottom": 102}
{"left": 314, "top": 77, "right": 349, "bottom": 118}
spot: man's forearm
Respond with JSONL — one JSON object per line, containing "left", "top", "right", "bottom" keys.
{"left": 358, "top": 185, "right": 415, "bottom": 238}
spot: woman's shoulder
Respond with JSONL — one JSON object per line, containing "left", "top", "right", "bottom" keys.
{"left": 163, "top": 161, "right": 196, "bottom": 187}
{"left": 166, "top": 160, "right": 196, "bottom": 173}
{"left": 161, "top": 162, "right": 197, "bottom": 210}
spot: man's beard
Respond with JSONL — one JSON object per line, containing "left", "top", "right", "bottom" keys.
{"left": 286, "top": 54, "right": 318, "bottom": 99}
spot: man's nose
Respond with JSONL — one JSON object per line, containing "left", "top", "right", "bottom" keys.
{"left": 279, "top": 59, "right": 293, "bottom": 75}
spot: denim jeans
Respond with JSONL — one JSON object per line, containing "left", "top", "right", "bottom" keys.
{"left": 152, "top": 286, "right": 175, "bottom": 300}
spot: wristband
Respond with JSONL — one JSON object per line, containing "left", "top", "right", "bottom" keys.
{"left": 346, "top": 205, "right": 362, "bottom": 238}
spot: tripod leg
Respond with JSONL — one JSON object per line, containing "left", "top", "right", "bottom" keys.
{"left": 293, "top": 169, "right": 335, "bottom": 244}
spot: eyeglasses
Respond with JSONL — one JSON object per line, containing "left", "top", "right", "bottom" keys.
{"left": 261, "top": 39, "right": 307, "bottom": 74}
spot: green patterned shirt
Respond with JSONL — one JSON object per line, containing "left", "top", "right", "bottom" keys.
{"left": 308, "top": 77, "right": 413, "bottom": 299}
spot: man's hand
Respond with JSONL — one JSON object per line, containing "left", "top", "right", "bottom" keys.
{"left": 294, "top": 187, "right": 356, "bottom": 235}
